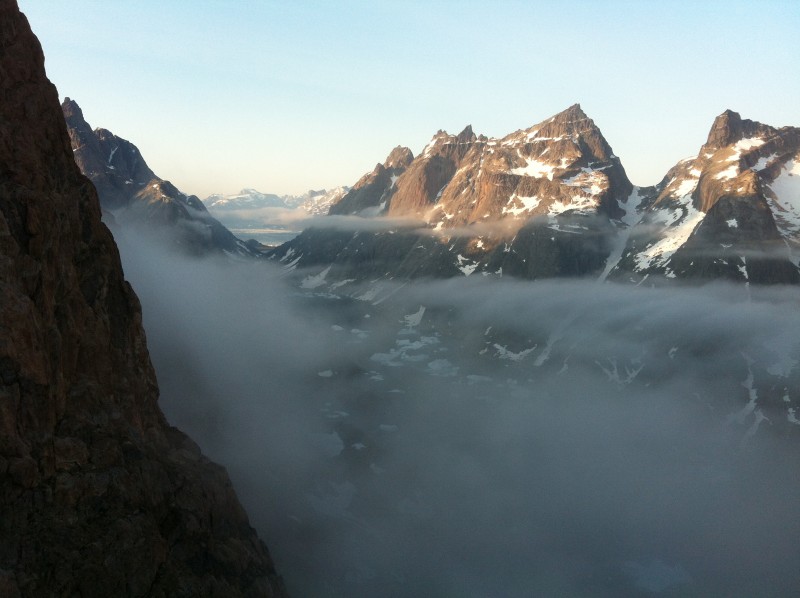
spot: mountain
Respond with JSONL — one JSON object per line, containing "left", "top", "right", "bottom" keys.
{"left": 291, "top": 187, "right": 350, "bottom": 214}
{"left": 203, "top": 187, "right": 350, "bottom": 247}
{"left": 269, "top": 105, "right": 800, "bottom": 289}
{"left": 205, "top": 186, "right": 349, "bottom": 215}
{"left": 328, "top": 146, "right": 413, "bottom": 216}
{"left": 62, "top": 98, "right": 260, "bottom": 258}
{"left": 608, "top": 110, "right": 800, "bottom": 284}
{"left": 205, "top": 188, "right": 287, "bottom": 210}
{"left": 0, "top": 2, "right": 285, "bottom": 594}
{"left": 269, "top": 105, "right": 640, "bottom": 282}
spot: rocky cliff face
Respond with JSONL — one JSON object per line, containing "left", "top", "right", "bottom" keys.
{"left": 63, "top": 98, "right": 260, "bottom": 258}
{"left": 0, "top": 2, "right": 286, "bottom": 595}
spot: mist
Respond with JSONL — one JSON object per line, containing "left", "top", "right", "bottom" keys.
{"left": 216, "top": 207, "right": 425, "bottom": 233}
{"left": 113, "top": 224, "right": 800, "bottom": 597}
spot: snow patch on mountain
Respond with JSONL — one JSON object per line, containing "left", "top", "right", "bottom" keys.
{"left": 548, "top": 193, "right": 599, "bottom": 216}
{"left": 733, "top": 137, "right": 766, "bottom": 152}
{"left": 403, "top": 306, "right": 426, "bottom": 328}
{"left": 766, "top": 158, "right": 800, "bottom": 237}
{"left": 509, "top": 154, "right": 556, "bottom": 179}
{"left": 502, "top": 193, "right": 541, "bottom": 216}
{"left": 456, "top": 254, "right": 478, "bottom": 276}
{"left": 752, "top": 153, "right": 778, "bottom": 172}
{"left": 301, "top": 265, "right": 332, "bottom": 289}
{"left": 635, "top": 193, "right": 704, "bottom": 272}
{"left": 600, "top": 187, "right": 647, "bottom": 282}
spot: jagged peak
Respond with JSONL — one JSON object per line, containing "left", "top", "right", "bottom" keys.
{"left": 421, "top": 125, "right": 479, "bottom": 158}
{"left": 456, "top": 124, "right": 476, "bottom": 143}
{"left": 706, "top": 109, "right": 745, "bottom": 148}
{"left": 502, "top": 104, "right": 605, "bottom": 152}
{"left": 552, "top": 103, "right": 587, "bottom": 122}
{"left": 528, "top": 103, "right": 597, "bottom": 136}
{"left": 383, "top": 145, "right": 414, "bottom": 170}
{"left": 704, "top": 109, "right": 775, "bottom": 150}
{"left": 61, "top": 97, "right": 90, "bottom": 128}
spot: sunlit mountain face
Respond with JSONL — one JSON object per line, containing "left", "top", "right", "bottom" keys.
{"left": 271, "top": 106, "right": 800, "bottom": 289}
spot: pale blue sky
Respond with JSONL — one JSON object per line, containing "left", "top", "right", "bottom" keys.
{"left": 19, "top": 0, "right": 800, "bottom": 197}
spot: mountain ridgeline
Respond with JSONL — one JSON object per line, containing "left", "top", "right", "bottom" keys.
{"left": 269, "top": 104, "right": 800, "bottom": 288}
{"left": 62, "top": 98, "right": 262, "bottom": 258}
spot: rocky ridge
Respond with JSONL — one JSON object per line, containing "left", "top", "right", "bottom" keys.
{"left": 328, "top": 145, "right": 413, "bottom": 216}
{"left": 268, "top": 106, "right": 800, "bottom": 289}
{"left": 0, "top": 2, "right": 286, "bottom": 595}
{"left": 63, "top": 98, "right": 260, "bottom": 258}
{"left": 608, "top": 110, "right": 800, "bottom": 284}
{"left": 269, "top": 105, "right": 641, "bottom": 282}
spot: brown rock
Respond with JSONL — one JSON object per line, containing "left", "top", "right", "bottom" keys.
{"left": 328, "top": 145, "right": 413, "bottom": 215}
{"left": 0, "top": 1, "right": 287, "bottom": 594}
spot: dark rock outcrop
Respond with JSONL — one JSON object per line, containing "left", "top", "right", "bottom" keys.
{"left": 669, "top": 193, "right": 800, "bottom": 284}
{"left": 62, "top": 98, "right": 157, "bottom": 210}
{"left": 0, "top": 2, "right": 286, "bottom": 595}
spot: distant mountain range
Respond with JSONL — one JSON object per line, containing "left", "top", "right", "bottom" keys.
{"left": 204, "top": 187, "right": 349, "bottom": 215}
{"left": 269, "top": 104, "right": 800, "bottom": 287}
{"left": 202, "top": 187, "right": 350, "bottom": 246}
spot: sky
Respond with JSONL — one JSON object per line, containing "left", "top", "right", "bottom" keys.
{"left": 19, "top": 0, "right": 800, "bottom": 198}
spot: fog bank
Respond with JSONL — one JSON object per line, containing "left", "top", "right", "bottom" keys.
{"left": 114, "top": 225, "right": 800, "bottom": 597}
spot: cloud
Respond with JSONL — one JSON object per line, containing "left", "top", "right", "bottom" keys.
{"left": 212, "top": 206, "right": 426, "bottom": 233}
{"left": 113, "top": 226, "right": 800, "bottom": 597}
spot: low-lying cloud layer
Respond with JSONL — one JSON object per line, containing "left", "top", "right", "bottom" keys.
{"left": 114, "top": 224, "right": 800, "bottom": 597}
{"left": 216, "top": 206, "right": 426, "bottom": 233}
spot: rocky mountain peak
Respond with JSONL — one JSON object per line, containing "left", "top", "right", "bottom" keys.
{"left": 552, "top": 102, "right": 587, "bottom": 122}
{"left": 383, "top": 145, "right": 414, "bottom": 169}
{"left": 328, "top": 145, "right": 412, "bottom": 216}
{"left": 705, "top": 109, "right": 746, "bottom": 148}
{"left": 62, "top": 98, "right": 158, "bottom": 208}
{"left": 703, "top": 109, "right": 776, "bottom": 151}
{"left": 61, "top": 96, "right": 83, "bottom": 121}
{"left": 456, "top": 124, "right": 476, "bottom": 143}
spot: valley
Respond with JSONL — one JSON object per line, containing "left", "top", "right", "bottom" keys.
{"left": 116, "top": 223, "right": 800, "bottom": 596}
